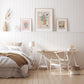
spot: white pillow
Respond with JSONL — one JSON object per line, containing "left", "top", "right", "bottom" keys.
{"left": 7, "top": 46, "right": 23, "bottom": 51}
{"left": 0, "top": 46, "right": 9, "bottom": 51}
{"left": 0, "top": 42, "right": 23, "bottom": 52}
{"left": 3, "top": 42, "right": 22, "bottom": 46}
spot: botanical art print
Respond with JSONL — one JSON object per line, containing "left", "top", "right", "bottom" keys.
{"left": 35, "top": 8, "right": 53, "bottom": 31}
{"left": 57, "top": 18, "right": 67, "bottom": 32}
{"left": 38, "top": 11, "right": 50, "bottom": 29}
{"left": 21, "top": 18, "right": 31, "bottom": 32}
{"left": 58, "top": 21, "right": 65, "bottom": 29}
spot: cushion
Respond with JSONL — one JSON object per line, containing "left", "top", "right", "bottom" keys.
{"left": 3, "top": 42, "right": 22, "bottom": 46}
{"left": 0, "top": 42, "right": 22, "bottom": 51}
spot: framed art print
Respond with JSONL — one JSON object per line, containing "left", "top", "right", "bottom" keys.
{"left": 35, "top": 8, "right": 53, "bottom": 31}
{"left": 21, "top": 18, "right": 31, "bottom": 32}
{"left": 57, "top": 18, "right": 68, "bottom": 32}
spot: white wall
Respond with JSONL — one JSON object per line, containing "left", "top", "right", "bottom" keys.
{"left": 0, "top": 0, "right": 84, "bottom": 68}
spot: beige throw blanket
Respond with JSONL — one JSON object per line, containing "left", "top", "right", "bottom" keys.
{"left": 0, "top": 53, "right": 28, "bottom": 67}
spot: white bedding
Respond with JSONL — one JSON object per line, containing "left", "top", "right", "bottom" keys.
{"left": 0, "top": 50, "right": 32, "bottom": 78}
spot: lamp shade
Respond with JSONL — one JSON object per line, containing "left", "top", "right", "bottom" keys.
{"left": 29, "top": 41, "right": 35, "bottom": 48}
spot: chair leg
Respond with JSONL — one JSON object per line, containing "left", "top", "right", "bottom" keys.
{"left": 50, "top": 65, "right": 51, "bottom": 71}
{"left": 47, "top": 66, "right": 48, "bottom": 70}
{"left": 60, "top": 66, "right": 61, "bottom": 73}
{"left": 67, "top": 61, "right": 71, "bottom": 71}
{"left": 68, "top": 65, "right": 70, "bottom": 71}
{"left": 50, "top": 60, "right": 51, "bottom": 71}
{"left": 38, "top": 66, "right": 39, "bottom": 70}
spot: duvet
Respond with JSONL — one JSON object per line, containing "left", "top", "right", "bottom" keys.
{"left": 0, "top": 50, "right": 32, "bottom": 78}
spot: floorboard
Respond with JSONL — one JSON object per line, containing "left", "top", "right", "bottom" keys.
{"left": 0, "top": 69, "right": 84, "bottom": 84}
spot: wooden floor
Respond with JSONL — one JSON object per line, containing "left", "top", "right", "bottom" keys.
{"left": 0, "top": 69, "right": 84, "bottom": 84}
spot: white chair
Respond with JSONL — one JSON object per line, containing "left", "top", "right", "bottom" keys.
{"left": 50, "top": 51, "right": 70, "bottom": 72}
{"left": 56, "top": 51, "right": 70, "bottom": 70}
{"left": 50, "top": 53, "right": 62, "bottom": 72}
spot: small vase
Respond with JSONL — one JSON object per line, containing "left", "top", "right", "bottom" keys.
{"left": 3, "top": 21, "right": 8, "bottom": 32}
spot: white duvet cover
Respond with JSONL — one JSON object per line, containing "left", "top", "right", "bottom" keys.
{"left": 0, "top": 50, "right": 32, "bottom": 78}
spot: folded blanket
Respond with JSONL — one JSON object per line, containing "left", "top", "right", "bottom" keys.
{"left": 0, "top": 53, "right": 28, "bottom": 67}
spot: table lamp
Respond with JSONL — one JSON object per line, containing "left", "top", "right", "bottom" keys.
{"left": 29, "top": 41, "right": 35, "bottom": 53}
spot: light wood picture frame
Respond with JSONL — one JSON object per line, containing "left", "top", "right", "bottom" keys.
{"left": 57, "top": 18, "right": 68, "bottom": 32}
{"left": 35, "top": 8, "right": 53, "bottom": 31}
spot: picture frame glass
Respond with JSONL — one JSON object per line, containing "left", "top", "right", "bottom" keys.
{"left": 37, "top": 11, "right": 50, "bottom": 29}
{"left": 57, "top": 18, "right": 67, "bottom": 32}
{"left": 35, "top": 8, "right": 53, "bottom": 31}
{"left": 58, "top": 21, "right": 65, "bottom": 29}
{"left": 21, "top": 18, "right": 31, "bottom": 32}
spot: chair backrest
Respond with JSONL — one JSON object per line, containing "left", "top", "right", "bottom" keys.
{"left": 41, "top": 52, "right": 58, "bottom": 59}
{"left": 57, "top": 52, "right": 68, "bottom": 61}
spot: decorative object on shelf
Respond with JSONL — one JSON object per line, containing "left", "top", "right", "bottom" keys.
{"left": 21, "top": 18, "right": 32, "bottom": 32}
{"left": 69, "top": 45, "right": 76, "bottom": 51}
{"left": 29, "top": 41, "right": 35, "bottom": 53}
{"left": 35, "top": 8, "right": 53, "bottom": 31}
{"left": 13, "top": 25, "right": 20, "bottom": 32}
{"left": 3, "top": 21, "right": 8, "bottom": 31}
{"left": 57, "top": 18, "right": 68, "bottom": 32}
{"left": 3, "top": 9, "right": 12, "bottom": 32}
{"left": 70, "top": 45, "right": 74, "bottom": 50}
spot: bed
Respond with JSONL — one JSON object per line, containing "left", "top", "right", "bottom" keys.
{"left": 0, "top": 42, "right": 33, "bottom": 78}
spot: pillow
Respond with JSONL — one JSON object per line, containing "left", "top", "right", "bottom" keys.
{"left": 7, "top": 46, "right": 23, "bottom": 51}
{"left": 0, "top": 42, "right": 23, "bottom": 52}
{"left": 3, "top": 42, "right": 22, "bottom": 46}
{"left": 0, "top": 46, "right": 9, "bottom": 51}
